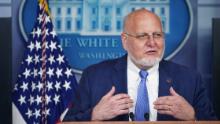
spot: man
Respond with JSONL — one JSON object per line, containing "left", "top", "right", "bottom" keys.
{"left": 64, "top": 9, "right": 217, "bottom": 121}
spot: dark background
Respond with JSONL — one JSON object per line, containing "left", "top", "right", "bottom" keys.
{"left": 0, "top": 18, "right": 12, "bottom": 124}
{"left": 213, "top": 18, "right": 220, "bottom": 119}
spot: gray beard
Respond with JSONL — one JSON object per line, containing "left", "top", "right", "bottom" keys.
{"left": 135, "top": 56, "right": 161, "bottom": 67}
{"left": 128, "top": 48, "right": 164, "bottom": 68}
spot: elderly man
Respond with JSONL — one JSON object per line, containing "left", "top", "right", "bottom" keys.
{"left": 64, "top": 8, "right": 217, "bottom": 121}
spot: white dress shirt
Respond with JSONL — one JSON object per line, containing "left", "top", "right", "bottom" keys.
{"left": 127, "top": 56, "right": 159, "bottom": 121}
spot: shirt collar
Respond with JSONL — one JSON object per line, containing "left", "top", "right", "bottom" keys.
{"left": 127, "top": 56, "right": 159, "bottom": 75}
{"left": 127, "top": 56, "right": 140, "bottom": 75}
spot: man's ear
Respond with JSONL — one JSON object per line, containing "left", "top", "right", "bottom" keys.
{"left": 121, "top": 32, "right": 127, "bottom": 50}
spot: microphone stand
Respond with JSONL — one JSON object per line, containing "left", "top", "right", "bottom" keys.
{"left": 129, "top": 112, "right": 135, "bottom": 121}
{"left": 144, "top": 113, "right": 149, "bottom": 121}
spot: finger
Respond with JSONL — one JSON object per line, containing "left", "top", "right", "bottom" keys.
{"left": 154, "top": 96, "right": 173, "bottom": 105}
{"left": 117, "top": 109, "right": 130, "bottom": 115}
{"left": 154, "top": 104, "right": 171, "bottom": 111}
{"left": 170, "top": 87, "right": 179, "bottom": 96}
{"left": 117, "top": 98, "right": 133, "bottom": 105}
{"left": 103, "top": 86, "right": 115, "bottom": 99}
{"left": 117, "top": 102, "right": 133, "bottom": 110}
{"left": 157, "top": 110, "right": 173, "bottom": 116}
{"left": 111, "top": 93, "right": 130, "bottom": 101}
{"left": 110, "top": 108, "right": 130, "bottom": 117}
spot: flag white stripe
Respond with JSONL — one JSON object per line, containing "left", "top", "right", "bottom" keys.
{"left": 12, "top": 103, "right": 26, "bottom": 124}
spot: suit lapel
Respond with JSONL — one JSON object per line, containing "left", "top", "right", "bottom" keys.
{"left": 111, "top": 55, "right": 129, "bottom": 121}
{"left": 158, "top": 61, "right": 173, "bottom": 97}
{"left": 157, "top": 60, "right": 177, "bottom": 120}
{"left": 112, "top": 55, "right": 128, "bottom": 94}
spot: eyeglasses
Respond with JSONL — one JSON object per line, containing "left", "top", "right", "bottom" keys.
{"left": 124, "top": 32, "right": 164, "bottom": 41}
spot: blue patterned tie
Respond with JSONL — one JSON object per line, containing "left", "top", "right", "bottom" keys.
{"left": 135, "top": 70, "right": 149, "bottom": 121}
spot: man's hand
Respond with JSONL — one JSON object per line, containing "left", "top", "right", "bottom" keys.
{"left": 91, "top": 86, "right": 133, "bottom": 121}
{"left": 154, "top": 87, "right": 195, "bottom": 120}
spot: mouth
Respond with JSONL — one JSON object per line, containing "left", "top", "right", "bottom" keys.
{"left": 145, "top": 49, "right": 157, "bottom": 55}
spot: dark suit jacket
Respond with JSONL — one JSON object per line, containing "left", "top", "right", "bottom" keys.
{"left": 64, "top": 55, "right": 217, "bottom": 121}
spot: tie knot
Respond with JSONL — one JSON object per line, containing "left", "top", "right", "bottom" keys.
{"left": 139, "top": 70, "right": 148, "bottom": 79}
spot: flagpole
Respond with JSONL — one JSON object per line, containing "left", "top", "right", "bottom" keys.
{"left": 39, "top": 0, "right": 49, "bottom": 123}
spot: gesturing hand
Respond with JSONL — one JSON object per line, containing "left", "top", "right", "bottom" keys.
{"left": 91, "top": 86, "right": 133, "bottom": 121}
{"left": 154, "top": 87, "right": 195, "bottom": 120}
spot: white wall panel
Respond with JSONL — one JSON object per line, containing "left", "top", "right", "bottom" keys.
{"left": 198, "top": 0, "right": 220, "bottom": 4}
{"left": 0, "top": 7, "right": 11, "bottom": 17}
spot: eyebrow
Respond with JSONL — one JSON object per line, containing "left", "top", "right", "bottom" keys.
{"left": 133, "top": 32, "right": 162, "bottom": 35}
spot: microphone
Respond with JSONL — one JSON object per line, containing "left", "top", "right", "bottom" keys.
{"left": 129, "top": 112, "right": 135, "bottom": 121}
{"left": 144, "top": 113, "right": 149, "bottom": 121}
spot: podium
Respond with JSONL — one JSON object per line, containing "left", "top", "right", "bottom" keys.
{"left": 60, "top": 121, "right": 220, "bottom": 124}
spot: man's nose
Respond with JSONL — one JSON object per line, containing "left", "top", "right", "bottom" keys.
{"left": 146, "top": 36, "right": 156, "bottom": 46}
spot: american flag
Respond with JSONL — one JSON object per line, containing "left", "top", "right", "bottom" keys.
{"left": 12, "top": 0, "right": 78, "bottom": 123}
